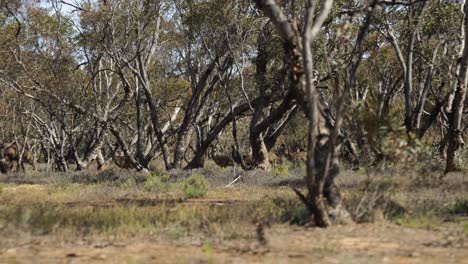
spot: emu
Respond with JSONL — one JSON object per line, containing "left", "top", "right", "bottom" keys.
{"left": 208, "top": 145, "right": 235, "bottom": 167}
{"left": 112, "top": 155, "right": 134, "bottom": 169}
{"left": 279, "top": 144, "right": 307, "bottom": 162}
{"left": 0, "top": 142, "right": 36, "bottom": 172}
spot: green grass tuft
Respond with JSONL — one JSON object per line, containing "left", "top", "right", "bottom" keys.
{"left": 272, "top": 162, "right": 289, "bottom": 178}
{"left": 183, "top": 174, "right": 209, "bottom": 199}
{"left": 395, "top": 213, "right": 443, "bottom": 230}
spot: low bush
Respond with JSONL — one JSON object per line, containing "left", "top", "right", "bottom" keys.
{"left": 143, "top": 171, "right": 171, "bottom": 192}
{"left": 120, "top": 177, "right": 137, "bottom": 189}
{"left": 272, "top": 162, "right": 289, "bottom": 178}
{"left": 183, "top": 174, "right": 210, "bottom": 199}
{"left": 447, "top": 198, "right": 468, "bottom": 215}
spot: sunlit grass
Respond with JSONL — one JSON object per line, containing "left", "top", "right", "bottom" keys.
{"left": 0, "top": 176, "right": 304, "bottom": 238}
{"left": 394, "top": 213, "right": 444, "bottom": 230}
{"left": 0, "top": 166, "right": 466, "bottom": 239}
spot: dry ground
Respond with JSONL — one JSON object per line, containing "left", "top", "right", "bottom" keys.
{"left": 1, "top": 223, "right": 467, "bottom": 264}
{"left": 0, "top": 224, "right": 468, "bottom": 263}
{"left": 0, "top": 165, "right": 466, "bottom": 263}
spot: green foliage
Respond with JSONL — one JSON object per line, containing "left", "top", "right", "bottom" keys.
{"left": 183, "top": 175, "right": 210, "bottom": 199}
{"left": 272, "top": 162, "right": 289, "bottom": 178}
{"left": 204, "top": 160, "right": 229, "bottom": 175}
{"left": 447, "top": 199, "right": 468, "bottom": 215}
{"left": 120, "top": 177, "right": 137, "bottom": 189}
{"left": 395, "top": 213, "right": 443, "bottom": 230}
{"left": 0, "top": 189, "right": 304, "bottom": 235}
{"left": 202, "top": 242, "right": 215, "bottom": 264}
{"left": 422, "top": 3, "right": 460, "bottom": 37}
{"left": 463, "top": 221, "right": 468, "bottom": 235}
{"left": 144, "top": 172, "right": 170, "bottom": 192}
{"left": 154, "top": 78, "right": 191, "bottom": 103}
{"left": 351, "top": 98, "right": 431, "bottom": 167}
{"left": 279, "top": 114, "right": 308, "bottom": 154}
{"left": 183, "top": 0, "right": 254, "bottom": 38}
{"left": 27, "top": 7, "right": 75, "bottom": 39}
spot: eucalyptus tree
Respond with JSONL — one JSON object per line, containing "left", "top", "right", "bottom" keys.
{"left": 382, "top": 1, "right": 429, "bottom": 133}
{"left": 252, "top": 0, "right": 339, "bottom": 227}
{"left": 183, "top": 1, "right": 299, "bottom": 171}
{"left": 373, "top": 1, "right": 460, "bottom": 140}
{"left": 0, "top": 1, "right": 80, "bottom": 171}
{"left": 446, "top": 0, "right": 468, "bottom": 173}
{"left": 66, "top": 0, "right": 244, "bottom": 170}
{"left": 252, "top": 0, "right": 382, "bottom": 226}
{"left": 0, "top": 1, "right": 136, "bottom": 171}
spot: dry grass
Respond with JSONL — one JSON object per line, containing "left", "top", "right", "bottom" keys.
{"left": 0, "top": 163, "right": 466, "bottom": 242}
{"left": 0, "top": 175, "right": 303, "bottom": 240}
{"left": 0, "top": 164, "right": 467, "bottom": 263}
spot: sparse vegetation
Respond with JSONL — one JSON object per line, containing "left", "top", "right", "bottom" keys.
{"left": 202, "top": 242, "right": 215, "bottom": 264}
{"left": 447, "top": 199, "right": 468, "bottom": 215}
{"left": 272, "top": 162, "right": 289, "bottom": 178}
{"left": 0, "top": 167, "right": 466, "bottom": 262}
{"left": 120, "top": 176, "right": 137, "bottom": 189}
{"left": 143, "top": 172, "right": 165, "bottom": 192}
{"left": 0, "top": 167, "right": 465, "bottom": 234}
{"left": 395, "top": 213, "right": 444, "bottom": 230}
{"left": 183, "top": 175, "right": 210, "bottom": 199}
{"left": 1, "top": 0, "right": 468, "bottom": 262}
{"left": 463, "top": 221, "right": 468, "bottom": 235}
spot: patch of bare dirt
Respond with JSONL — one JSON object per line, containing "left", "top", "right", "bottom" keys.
{"left": 1, "top": 223, "right": 466, "bottom": 264}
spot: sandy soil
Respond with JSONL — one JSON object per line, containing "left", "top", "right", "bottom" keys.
{"left": 1, "top": 223, "right": 466, "bottom": 264}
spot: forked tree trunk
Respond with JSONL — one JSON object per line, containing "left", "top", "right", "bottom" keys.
{"left": 253, "top": 0, "right": 335, "bottom": 227}
{"left": 110, "top": 126, "right": 146, "bottom": 172}
{"left": 302, "top": 0, "right": 332, "bottom": 227}
{"left": 385, "top": 2, "right": 427, "bottom": 134}
{"left": 250, "top": 108, "right": 270, "bottom": 171}
{"left": 186, "top": 99, "right": 263, "bottom": 169}
{"left": 74, "top": 123, "right": 108, "bottom": 171}
{"left": 55, "top": 150, "right": 68, "bottom": 172}
{"left": 249, "top": 98, "right": 297, "bottom": 170}
{"left": 172, "top": 59, "right": 224, "bottom": 169}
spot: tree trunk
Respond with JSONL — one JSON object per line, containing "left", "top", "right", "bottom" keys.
{"left": 418, "top": 90, "right": 449, "bottom": 139}
{"left": 446, "top": 2, "right": 468, "bottom": 173}
{"left": 302, "top": 0, "right": 332, "bottom": 228}
{"left": 135, "top": 79, "right": 146, "bottom": 166}
{"left": 253, "top": 0, "right": 336, "bottom": 227}
{"left": 96, "top": 150, "right": 105, "bottom": 171}
{"left": 110, "top": 126, "right": 145, "bottom": 171}
{"left": 172, "top": 125, "right": 195, "bottom": 169}
{"left": 250, "top": 131, "right": 271, "bottom": 170}
{"left": 74, "top": 123, "right": 109, "bottom": 171}
{"left": 250, "top": 30, "right": 271, "bottom": 171}
{"left": 265, "top": 105, "right": 299, "bottom": 151}
{"left": 172, "top": 60, "right": 219, "bottom": 169}
{"left": 413, "top": 42, "right": 441, "bottom": 132}
{"left": 403, "top": 28, "right": 415, "bottom": 132}
{"left": 386, "top": 2, "right": 427, "bottom": 134}
{"left": 185, "top": 100, "right": 260, "bottom": 169}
